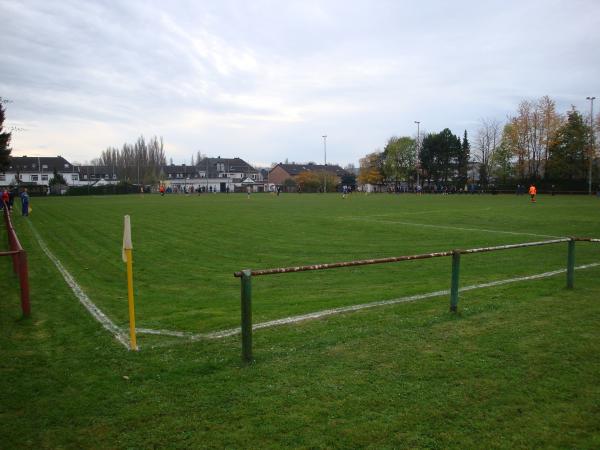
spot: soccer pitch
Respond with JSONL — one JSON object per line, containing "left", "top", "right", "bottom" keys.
{"left": 22, "top": 192, "right": 600, "bottom": 344}
{"left": 3, "top": 192, "right": 600, "bottom": 448}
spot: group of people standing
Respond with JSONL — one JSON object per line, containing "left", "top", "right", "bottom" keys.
{"left": 1, "top": 188, "right": 30, "bottom": 216}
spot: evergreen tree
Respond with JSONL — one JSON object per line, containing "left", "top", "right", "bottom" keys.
{"left": 420, "top": 129, "right": 461, "bottom": 184}
{"left": 0, "top": 98, "right": 12, "bottom": 170}
{"left": 546, "top": 109, "right": 590, "bottom": 182}
{"left": 458, "top": 130, "right": 470, "bottom": 186}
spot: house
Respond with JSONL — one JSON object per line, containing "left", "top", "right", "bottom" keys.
{"left": 1, "top": 155, "right": 263, "bottom": 194}
{"left": 78, "top": 165, "right": 118, "bottom": 185}
{"left": 160, "top": 157, "right": 263, "bottom": 193}
{"left": 268, "top": 162, "right": 350, "bottom": 189}
{"left": 0, "top": 156, "right": 85, "bottom": 190}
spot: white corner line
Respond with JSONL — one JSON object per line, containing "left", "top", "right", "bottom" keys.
{"left": 27, "top": 221, "right": 131, "bottom": 349}
{"left": 26, "top": 217, "right": 599, "bottom": 347}
{"left": 137, "top": 262, "right": 600, "bottom": 341}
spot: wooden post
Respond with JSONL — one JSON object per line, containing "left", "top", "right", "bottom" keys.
{"left": 125, "top": 248, "right": 138, "bottom": 351}
{"left": 18, "top": 250, "right": 31, "bottom": 318}
{"left": 241, "top": 270, "right": 253, "bottom": 364}
{"left": 567, "top": 239, "right": 575, "bottom": 289}
{"left": 450, "top": 250, "right": 461, "bottom": 312}
{"left": 122, "top": 215, "right": 138, "bottom": 351}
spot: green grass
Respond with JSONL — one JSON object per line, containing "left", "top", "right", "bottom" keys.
{"left": 1, "top": 193, "right": 600, "bottom": 448}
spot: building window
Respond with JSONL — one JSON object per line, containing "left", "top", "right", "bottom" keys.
{"left": 217, "top": 163, "right": 225, "bottom": 172}
{"left": 31, "top": 175, "right": 38, "bottom": 182}
{"left": 42, "top": 164, "right": 48, "bottom": 169}
{"left": 83, "top": 174, "right": 88, "bottom": 180}
{"left": 0, "top": 174, "right": 5, "bottom": 181}
{"left": 71, "top": 174, "right": 79, "bottom": 181}
{"left": 113, "top": 174, "right": 117, "bottom": 179}
{"left": 42, "top": 174, "right": 48, "bottom": 181}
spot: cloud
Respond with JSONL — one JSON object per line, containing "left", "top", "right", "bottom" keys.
{"left": 1, "top": 0, "right": 599, "bottom": 166}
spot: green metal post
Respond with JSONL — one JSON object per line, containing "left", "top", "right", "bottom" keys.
{"left": 450, "top": 251, "right": 461, "bottom": 312}
{"left": 567, "top": 239, "right": 575, "bottom": 289}
{"left": 241, "top": 269, "right": 253, "bottom": 364}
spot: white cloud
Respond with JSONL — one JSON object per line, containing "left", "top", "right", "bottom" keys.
{"left": 1, "top": 0, "right": 599, "bottom": 165}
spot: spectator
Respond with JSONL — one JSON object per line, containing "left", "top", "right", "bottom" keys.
{"left": 20, "top": 188, "right": 30, "bottom": 216}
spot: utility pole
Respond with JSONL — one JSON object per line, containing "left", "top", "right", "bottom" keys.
{"left": 414, "top": 121, "right": 420, "bottom": 188}
{"left": 322, "top": 135, "right": 327, "bottom": 193}
{"left": 587, "top": 96, "right": 596, "bottom": 195}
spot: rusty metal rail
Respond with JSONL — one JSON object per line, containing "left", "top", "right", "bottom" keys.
{"left": 234, "top": 238, "right": 572, "bottom": 278}
{"left": 1, "top": 200, "right": 30, "bottom": 317}
{"left": 234, "top": 236, "right": 599, "bottom": 364}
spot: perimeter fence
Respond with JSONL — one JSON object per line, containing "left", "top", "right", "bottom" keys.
{"left": 234, "top": 237, "right": 599, "bottom": 363}
{"left": 1, "top": 201, "right": 31, "bottom": 317}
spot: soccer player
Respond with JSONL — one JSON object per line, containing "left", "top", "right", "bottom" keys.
{"left": 528, "top": 184, "right": 537, "bottom": 203}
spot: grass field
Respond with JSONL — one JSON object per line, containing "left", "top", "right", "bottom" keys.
{"left": 1, "top": 192, "right": 600, "bottom": 448}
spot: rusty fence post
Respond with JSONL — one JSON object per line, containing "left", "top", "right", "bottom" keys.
{"left": 18, "top": 250, "right": 31, "bottom": 317}
{"left": 450, "top": 250, "right": 461, "bottom": 312}
{"left": 566, "top": 239, "right": 575, "bottom": 289}
{"left": 241, "top": 270, "right": 253, "bottom": 364}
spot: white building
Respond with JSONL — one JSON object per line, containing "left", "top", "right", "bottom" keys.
{"left": 0, "top": 156, "right": 85, "bottom": 189}
{"left": 1, "top": 155, "right": 264, "bottom": 193}
{"left": 160, "top": 157, "right": 263, "bottom": 193}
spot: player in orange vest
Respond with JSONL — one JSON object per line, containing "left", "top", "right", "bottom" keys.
{"left": 528, "top": 184, "right": 537, "bottom": 202}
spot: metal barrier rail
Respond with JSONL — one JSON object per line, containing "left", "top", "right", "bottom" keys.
{"left": 1, "top": 200, "right": 30, "bottom": 317}
{"left": 234, "top": 236, "right": 598, "bottom": 363}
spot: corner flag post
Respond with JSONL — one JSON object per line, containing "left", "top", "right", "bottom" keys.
{"left": 122, "top": 215, "right": 138, "bottom": 351}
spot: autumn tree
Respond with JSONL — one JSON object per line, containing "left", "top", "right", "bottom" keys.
{"left": 358, "top": 151, "right": 384, "bottom": 186}
{"left": 505, "top": 96, "right": 561, "bottom": 180}
{"left": 295, "top": 171, "right": 321, "bottom": 192}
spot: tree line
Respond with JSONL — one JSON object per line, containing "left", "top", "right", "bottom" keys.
{"left": 94, "top": 136, "right": 167, "bottom": 185}
{"left": 359, "top": 96, "right": 598, "bottom": 190}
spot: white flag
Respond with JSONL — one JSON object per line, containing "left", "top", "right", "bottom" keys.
{"left": 122, "top": 215, "right": 133, "bottom": 262}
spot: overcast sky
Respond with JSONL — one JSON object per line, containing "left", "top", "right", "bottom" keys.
{"left": 1, "top": 0, "right": 599, "bottom": 167}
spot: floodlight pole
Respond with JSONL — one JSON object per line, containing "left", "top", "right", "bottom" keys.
{"left": 414, "top": 121, "right": 420, "bottom": 188}
{"left": 323, "top": 135, "right": 327, "bottom": 193}
{"left": 587, "top": 96, "right": 596, "bottom": 195}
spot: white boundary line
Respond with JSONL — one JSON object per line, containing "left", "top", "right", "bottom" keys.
{"left": 345, "top": 216, "right": 563, "bottom": 239}
{"left": 27, "top": 221, "right": 131, "bottom": 349}
{"left": 137, "top": 262, "right": 600, "bottom": 341}
{"left": 27, "top": 218, "right": 599, "bottom": 347}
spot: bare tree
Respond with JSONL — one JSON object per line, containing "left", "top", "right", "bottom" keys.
{"left": 474, "top": 118, "right": 502, "bottom": 186}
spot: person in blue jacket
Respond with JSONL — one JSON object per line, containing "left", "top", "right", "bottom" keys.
{"left": 20, "top": 188, "right": 29, "bottom": 216}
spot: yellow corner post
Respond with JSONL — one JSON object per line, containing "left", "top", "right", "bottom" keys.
{"left": 122, "top": 215, "right": 138, "bottom": 351}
